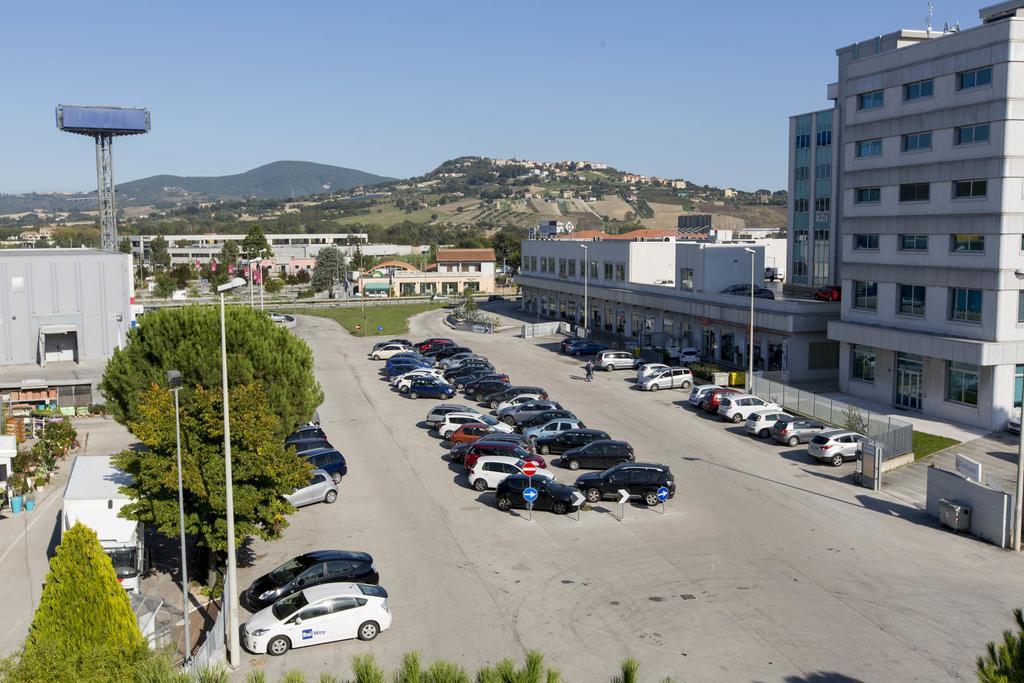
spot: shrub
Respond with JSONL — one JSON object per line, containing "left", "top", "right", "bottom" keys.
{"left": 689, "top": 362, "right": 721, "bottom": 380}
{"left": 297, "top": 288, "right": 315, "bottom": 299}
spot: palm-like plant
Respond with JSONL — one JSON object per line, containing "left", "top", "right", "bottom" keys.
{"left": 611, "top": 657, "right": 639, "bottom": 683}
{"left": 977, "top": 608, "right": 1024, "bottom": 682}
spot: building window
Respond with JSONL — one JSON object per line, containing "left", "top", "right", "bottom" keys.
{"left": 851, "top": 345, "right": 875, "bottom": 382}
{"left": 589, "top": 260, "right": 598, "bottom": 278}
{"left": 898, "top": 234, "right": 928, "bottom": 251}
{"left": 853, "top": 234, "right": 879, "bottom": 250}
{"left": 855, "top": 139, "right": 882, "bottom": 157}
{"left": 793, "top": 198, "right": 809, "bottom": 212}
{"left": 540, "top": 258, "right": 548, "bottom": 273}
{"left": 794, "top": 166, "right": 809, "bottom": 181}
{"left": 857, "top": 90, "right": 884, "bottom": 110}
{"left": 902, "top": 131, "right": 932, "bottom": 152}
{"left": 603, "top": 262, "right": 613, "bottom": 279}
{"left": 1018, "top": 291, "right": 1024, "bottom": 323}
{"left": 679, "top": 267, "right": 694, "bottom": 291}
{"left": 954, "top": 179, "right": 987, "bottom": 198}
{"left": 854, "top": 187, "right": 881, "bottom": 204}
{"left": 795, "top": 134, "right": 811, "bottom": 149}
{"left": 853, "top": 281, "right": 878, "bottom": 310}
{"left": 808, "top": 342, "right": 839, "bottom": 370}
{"left": 950, "top": 234, "right": 984, "bottom": 252}
{"left": 558, "top": 258, "right": 566, "bottom": 277}
{"left": 946, "top": 362, "right": 980, "bottom": 406}
{"left": 898, "top": 284, "right": 926, "bottom": 316}
{"left": 903, "top": 78, "right": 933, "bottom": 100}
{"left": 615, "top": 263, "right": 625, "bottom": 281}
{"left": 815, "top": 162, "right": 831, "bottom": 180}
{"left": 899, "top": 183, "right": 930, "bottom": 202}
{"left": 814, "top": 197, "right": 831, "bottom": 212}
{"left": 815, "top": 130, "right": 832, "bottom": 146}
{"left": 957, "top": 66, "right": 992, "bottom": 91}
{"left": 949, "top": 288, "right": 982, "bottom": 323}
{"left": 567, "top": 259, "right": 576, "bottom": 277}
{"left": 956, "top": 123, "right": 990, "bottom": 145}
{"left": 530, "top": 256, "right": 537, "bottom": 271}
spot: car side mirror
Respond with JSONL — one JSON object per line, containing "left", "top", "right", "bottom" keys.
{"left": 294, "top": 617, "right": 303, "bottom": 625}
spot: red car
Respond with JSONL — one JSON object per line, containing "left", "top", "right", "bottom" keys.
{"left": 416, "top": 338, "right": 455, "bottom": 353}
{"left": 814, "top": 286, "right": 841, "bottom": 302}
{"left": 448, "top": 423, "right": 495, "bottom": 445}
{"left": 701, "top": 388, "right": 740, "bottom": 413}
{"left": 463, "top": 442, "right": 547, "bottom": 471}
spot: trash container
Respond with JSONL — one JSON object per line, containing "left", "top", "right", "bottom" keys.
{"left": 938, "top": 499, "right": 971, "bottom": 532}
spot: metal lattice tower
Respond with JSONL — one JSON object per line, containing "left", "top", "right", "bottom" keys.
{"left": 56, "top": 105, "right": 150, "bottom": 252}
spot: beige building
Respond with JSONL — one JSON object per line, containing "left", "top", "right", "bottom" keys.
{"left": 359, "top": 249, "right": 497, "bottom": 297}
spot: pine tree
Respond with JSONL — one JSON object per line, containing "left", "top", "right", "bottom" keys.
{"left": 978, "top": 608, "right": 1024, "bottom": 682}
{"left": 149, "top": 235, "right": 171, "bottom": 268}
{"left": 311, "top": 245, "right": 345, "bottom": 296}
{"left": 241, "top": 224, "right": 272, "bottom": 259}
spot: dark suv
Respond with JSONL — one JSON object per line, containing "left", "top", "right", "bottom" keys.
{"left": 495, "top": 475, "right": 581, "bottom": 515}
{"left": 430, "top": 345, "right": 472, "bottom": 361}
{"left": 534, "top": 428, "right": 610, "bottom": 456}
{"left": 285, "top": 425, "right": 325, "bottom": 445}
{"left": 287, "top": 436, "right": 332, "bottom": 453}
{"left": 574, "top": 462, "right": 675, "bottom": 506}
{"left": 298, "top": 447, "right": 348, "bottom": 483}
{"left": 561, "top": 439, "right": 634, "bottom": 471}
{"left": 469, "top": 379, "right": 511, "bottom": 401}
{"left": 244, "top": 550, "right": 378, "bottom": 610}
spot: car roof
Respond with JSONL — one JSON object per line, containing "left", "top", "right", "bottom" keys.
{"left": 298, "top": 447, "right": 340, "bottom": 457}
{"left": 607, "top": 461, "right": 668, "bottom": 472}
{"left": 562, "top": 429, "right": 606, "bottom": 436}
{"left": 585, "top": 439, "right": 628, "bottom": 447}
{"left": 445, "top": 411, "right": 486, "bottom": 420}
{"left": 300, "top": 582, "right": 384, "bottom": 603}
{"left": 725, "top": 393, "right": 758, "bottom": 400}
{"left": 819, "top": 429, "right": 860, "bottom": 438}
{"left": 299, "top": 549, "right": 372, "bottom": 563}
{"left": 433, "top": 404, "right": 473, "bottom": 411}
{"left": 475, "top": 455, "right": 526, "bottom": 465}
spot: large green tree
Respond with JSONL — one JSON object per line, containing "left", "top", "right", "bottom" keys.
{"left": 219, "top": 238, "right": 240, "bottom": 267}
{"left": 100, "top": 305, "right": 322, "bottom": 434}
{"left": 978, "top": 608, "right": 1024, "bottom": 682}
{"left": 118, "top": 236, "right": 132, "bottom": 254}
{"left": 149, "top": 235, "right": 171, "bottom": 268}
{"left": 113, "top": 384, "right": 311, "bottom": 562}
{"left": 491, "top": 226, "right": 527, "bottom": 269}
{"left": 311, "top": 245, "right": 345, "bottom": 297}
{"left": 240, "top": 223, "right": 272, "bottom": 259}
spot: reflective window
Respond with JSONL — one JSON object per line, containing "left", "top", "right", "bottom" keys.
{"left": 957, "top": 66, "right": 992, "bottom": 91}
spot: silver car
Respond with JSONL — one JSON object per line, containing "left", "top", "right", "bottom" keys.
{"left": 283, "top": 469, "right": 338, "bottom": 508}
{"left": 808, "top": 429, "right": 867, "bottom": 466}
{"left": 640, "top": 367, "right": 693, "bottom": 391}
{"left": 688, "top": 384, "right": 721, "bottom": 406}
{"left": 595, "top": 350, "right": 638, "bottom": 371}
{"left": 745, "top": 410, "right": 792, "bottom": 438}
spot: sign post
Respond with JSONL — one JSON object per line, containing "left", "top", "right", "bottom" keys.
{"left": 656, "top": 486, "right": 670, "bottom": 514}
{"left": 571, "top": 490, "right": 585, "bottom": 521}
{"left": 616, "top": 488, "right": 629, "bottom": 520}
{"left": 522, "top": 462, "right": 538, "bottom": 522}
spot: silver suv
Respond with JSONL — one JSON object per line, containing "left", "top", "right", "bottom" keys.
{"left": 595, "top": 350, "right": 638, "bottom": 371}
{"left": 808, "top": 429, "right": 866, "bottom": 466}
{"left": 640, "top": 367, "right": 693, "bottom": 391}
{"left": 771, "top": 417, "right": 827, "bottom": 447}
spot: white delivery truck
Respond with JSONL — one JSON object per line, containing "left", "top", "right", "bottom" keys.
{"left": 62, "top": 455, "right": 145, "bottom": 592}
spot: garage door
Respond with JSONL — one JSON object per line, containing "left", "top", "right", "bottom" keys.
{"left": 44, "top": 332, "right": 77, "bottom": 362}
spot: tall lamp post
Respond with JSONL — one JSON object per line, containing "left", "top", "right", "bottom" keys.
{"left": 1012, "top": 268, "right": 1024, "bottom": 551}
{"left": 166, "top": 370, "right": 191, "bottom": 663}
{"left": 217, "top": 276, "right": 246, "bottom": 666}
{"left": 580, "top": 244, "right": 589, "bottom": 339}
{"left": 744, "top": 248, "right": 756, "bottom": 393}
{"left": 257, "top": 249, "right": 267, "bottom": 311}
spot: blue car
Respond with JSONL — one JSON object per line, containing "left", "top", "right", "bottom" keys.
{"left": 565, "top": 341, "right": 608, "bottom": 357}
{"left": 385, "top": 358, "right": 431, "bottom": 373}
{"left": 389, "top": 352, "right": 429, "bottom": 363}
{"left": 296, "top": 447, "right": 348, "bottom": 483}
{"left": 407, "top": 378, "right": 456, "bottom": 400}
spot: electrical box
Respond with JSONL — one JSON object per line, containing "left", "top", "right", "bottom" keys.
{"left": 938, "top": 498, "right": 971, "bottom": 532}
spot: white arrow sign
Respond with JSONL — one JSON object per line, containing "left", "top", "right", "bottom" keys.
{"left": 571, "top": 490, "right": 585, "bottom": 508}
{"left": 617, "top": 489, "right": 630, "bottom": 505}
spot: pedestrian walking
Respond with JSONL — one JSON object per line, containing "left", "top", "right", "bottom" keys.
{"left": 585, "top": 360, "right": 594, "bottom": 382}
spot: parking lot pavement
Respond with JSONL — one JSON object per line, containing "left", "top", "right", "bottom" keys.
{"left": 241, "top": 311, "right": 1024, "bottom": 682}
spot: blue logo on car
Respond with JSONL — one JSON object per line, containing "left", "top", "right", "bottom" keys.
{"left": 302, "top": 629, "right": 313, "bottom": 640}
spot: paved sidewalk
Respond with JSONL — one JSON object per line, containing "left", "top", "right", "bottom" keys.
{"left": 817, "top": 392, "right": 989, "bottom": 443}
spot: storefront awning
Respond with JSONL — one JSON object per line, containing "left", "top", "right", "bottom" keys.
{"left": 363, "top": 283, "right": 390, "bottom": 292}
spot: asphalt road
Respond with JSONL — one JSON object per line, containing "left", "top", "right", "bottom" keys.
{"left": 239, "top": 310, "right": 1024, "bottom": 682}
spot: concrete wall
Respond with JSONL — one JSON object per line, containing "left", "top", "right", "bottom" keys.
{"left": 676, "top": 243, "right": 764, "bottom": 294}
{"left": 628, "top": 242, "right": 676, "bottom": 284}
{"left": 925, "top": 465, "right": 1012, "bottom": 548}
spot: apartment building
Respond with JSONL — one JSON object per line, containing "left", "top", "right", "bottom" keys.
{"left": 820, "top": 1, "right": 1024, "bottom": 430}
{"left": 788, "top": 108, "right": 840, "bottom": 288}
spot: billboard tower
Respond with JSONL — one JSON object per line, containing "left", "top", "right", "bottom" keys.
{"left": 56, "top": 105, "right": 151, "bottom": 252}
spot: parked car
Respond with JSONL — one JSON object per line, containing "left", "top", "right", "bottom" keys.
{"left": 283, "top": 469, "right": 338, "bottom": 508}
{"left": 462, "top": 441, "right": 544, "bottom": 470}
{"left": 701, "top": 388, "right": 740, "bottom": 414}
{"left": 640, "top": 367, "right": 693, "bottom": 392}
{"left": 771, "top": 416, "right": 828, "bottom": 447}
{"left": 391, "top": 367, "right": 445, "bottom": 384}
{"left": 524, "top": 418, "right": 586, "bottom": 442}
{"left": 717, "top": 394, "right": 781, "bottom": 423}
{"left": 675, "top": 348, "right": 701, "bottom": 365}
{"left": 467, "top": 379, "right": 511, "bottom": 401}
{"left": 438, "top": 412, "right": 513, "bottom": 440}
{"left": 814, "top": 285, "right": 842, "bottom": 302}
{"left": 371, "top": 338, "right": 412, "bottom": 352}
{"left": 398, "top": 374, "right": 451, "bottom": 395}
{"left": 448, "top": 423, "right": 500, "bottom": 445}
{"left": 244, "top": 550, "right": 378, "bottom": 611}
{"left": 242, "top": 583, "right": 390, "bottom": 655}
{"left": 720, "top": 284, "right": 775, "bottom": 300}
{"left": 485, "top": 386, "right": 548, "bottom": 409}
{"left": 468, "top": 456, "right": 555, "bottom": 491}
{"left": 688, "top": 384, "right": 722, "bottom": 407}
{"left": 636, "top": 363, "right": 669, "bottom": 382}
{"left": 386, "top": 351, "right": 429, "bottom": 364}
{"left": 515, "top": 409, "right": 576, "bottom": 430}
{"left": 499, "top": 401, "right": 564, "bottom": 425}
{"left": 425, "top": 404, "right": 478, "bottom": 429}
{"left": 407, "top": 378, "right": 456, "bottom": 400}
{"left": 450, "top": 434, "right": 537, "bottom": 464}
{"left": 565, "top": 341, "right": 609, "bottom": 357}
{"left": 574, "top": 462, "right": 676, "bottom": 507}
{"left": 808, "top": 429, "right": 867, "bottom": 466}
{"left": 744, "top": 410, "right": 793, "bottom": 438}
{"left": 370, "top": 343, "right": 413, "bottom": 360}
{"left": 429, "top": 345, "right": 473, "bottom": 361}
{"left": 560, "top": 440, "right": 634, "bottom": 471}
{"left": 487, "top": 294, "right": 505, "bottom": 302}
{"left": 385, "top": 361, "right": 432, "bottom": 379}
{"left": 496, "top": 475, "right": 582, "bottom": 515}
{"left": 414, "top": 338, "right": 454, "bottom": 353}
{"left": 494, "top": 394, "right": 544, "bottom": 412}
{"left": 534, "top": 428, "right": 610, "bottom": 456}
{"left": 298, "top": 447, "right": 348, "bottom": 483}
{"left": 1009, "top": 407, "right": 1021, "bottom": 434}
{"left": 285, "top": 425, "right": 326, "bottom": 445}
{"left": 287, "top": 436, "right": 332, "bottom": 453}
{"left": 445, "top": 363, "right": 495, "bottom": 382}
{"left": 559, "top": 337, "right": 585, "bottom": 353}
{"left": 394, "top": 370, "right": 447, "bottom": 392}
{"left": 595, "top": 350, "right": 638, "bottom": 371}
{"left": 440, "top": 353, "right": 488, "bottom": 371}
{"left": 454, "top": 371, "right": 505, "bottom": 390}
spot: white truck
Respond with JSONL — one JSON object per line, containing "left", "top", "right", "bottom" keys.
{"left": 62, "top": 455, "right": 145, "bottom": 592}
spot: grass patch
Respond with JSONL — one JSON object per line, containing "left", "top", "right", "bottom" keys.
{"left": 913, "top": 431, "right": 960, "bottom": 460}
{"left": 283, "top": 302, "right": 442, "bottom": 336}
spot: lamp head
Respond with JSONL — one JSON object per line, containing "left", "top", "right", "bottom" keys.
{"left": 166, "top": 370, "right": 183, "bottom": 390}
{"left": 217, "top": 277, "right": 247, "bottom": 292}
{"left": 744, "top": 247, "right": 756, "bottom": 254}
{"left": 1016, "top": 268, "right": 1024, "bottom": 281}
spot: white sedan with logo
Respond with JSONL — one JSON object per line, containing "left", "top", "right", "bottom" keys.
{"left": 242, "top": 583, "right": 391, "bottom": 656}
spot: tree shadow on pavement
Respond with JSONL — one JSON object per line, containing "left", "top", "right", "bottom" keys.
{"left": 46, "top": 510, "right": 62, "bottom": 559}
{"left": 782, "top": 673, "right": 865, "bottom": 683}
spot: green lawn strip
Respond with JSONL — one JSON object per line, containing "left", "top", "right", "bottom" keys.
{"left": 282, "top": 302, "right": 442, "bottom": 336}
{"left": 912, "top": 431, "right": 960, "bottom": 460}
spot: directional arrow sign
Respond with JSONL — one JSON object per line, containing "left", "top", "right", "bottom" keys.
{"left": 656, "top": 486, "right": 670, "bottom": 502}
{"left": 523, "top": 486, "right": 539, "bottom": 502}
{"left": 617, "top": 489, "right": 630, "bottom": 505}
{"left": 571, "top": 490, "right": 585, "bottom": 508}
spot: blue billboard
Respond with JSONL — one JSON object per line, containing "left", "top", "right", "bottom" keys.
{"left": 57, "top": 105, "right": 150, "bottom": 134}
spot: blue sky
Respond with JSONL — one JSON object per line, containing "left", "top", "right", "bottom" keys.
{"left": 2, "top": 1, "right": 970, "bottom": 193}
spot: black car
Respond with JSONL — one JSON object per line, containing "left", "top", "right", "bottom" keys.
{"left": 446, "top": 364, "right": 494, "bottom": 381}
{"left": 561, "top": 440, "right": 634, "bottom": 471}
{"left": 487, "top": 295, "right": 505, "bottom": 302}
{"left": 298, "top": 447, "right": 348, "bottom": 483}
{"left": 559, "top": 337, "right": 585, "bottom": 353}
{"left": 574, "top": 462, "right": 675, "bottom": 507}
{"left": 287, "top": 436, "right": 332, "bottom": 453}
{"left": 484, "top": 385, "right": 548, "bottom": 409}
{"left": 516, "top": 408, "right": 576, "bottom": 430}
{"left": 470, "top": 380, "right": 512, "bottom": 402}
{"left": 495, "top": 475, "right": 581, "bottom": 515}
{"left": 285, "top": 425, "right": 326, "bottom": 445}
{"left": 244, "top": 550, "right": 378, "bottom": 611}
{"left": 430, "top": 345, "right": 473, "bottom": 361}
{"left": 533, "top": 429, "right": 610, "bottom": 456}
{"left": 455, "top": 372, "right": 507, "bottom": 390}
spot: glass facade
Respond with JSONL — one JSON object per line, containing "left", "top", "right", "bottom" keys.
{"left": 792, "top": 111, "right": 833, "bottom": 287}
{"left": 792, "top": 114, "right": 811, "bottom": 285}
{"left": 812, "top": 111, "right": 832, "bottom": 286}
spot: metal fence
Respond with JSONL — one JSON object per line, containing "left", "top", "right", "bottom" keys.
{"left": 186, "top": 601, "right": 225, "bottom": 674}
{"left": 750, "top": 375, "right": 914, "bottom": 457}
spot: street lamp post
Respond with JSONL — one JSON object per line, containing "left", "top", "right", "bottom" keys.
{"left": 580, "top": 244, "right": 589, "bottom": 339}
{"left": 744, "top": 248, "right": 756, "bottom": 393}
{"left": 166, "top": 370, "right": 191, "bottom": 663}
{"left": 216, "top": 276, "right": 246, "bottom": 666}
{"left": 1012, "top": 268, "right": 1024, "bottom": 551}
{"left": 257, "top": 249, "right": 267, "bottom": 311}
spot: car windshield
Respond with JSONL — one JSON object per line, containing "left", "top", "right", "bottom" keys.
{"left": 478, "top": 415, "right": 498, "bottom": 426}
{"left": 107, "top": 548, "right": 138, "bottom": 578}
{"left": 271, "top": 591, "right": 309, "bottom": 621}
{"left": 269, "top": 557, "right": 313, "bottom": 585}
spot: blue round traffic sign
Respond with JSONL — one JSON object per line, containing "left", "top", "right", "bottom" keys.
{"left": 656, "top": 487, "right": 670, "bottom": 502}
{"left": 376, "top": 325, "right": 383, "bottom": 331}
{"left": 523, "top": 487, "right": 538, "bottom": 502}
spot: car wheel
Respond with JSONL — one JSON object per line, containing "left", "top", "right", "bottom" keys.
{"left": 399, "top": 386, "right": 409, "bottom": 394}
{"left": 585, "top": 488, "right": 601, "bottom": 503}
{"left": 324, "top": 489, "right": 338, "bottom": 504}
{"left": 490, "top": 401, "right": 499, "bottom": 409}
{"left": 357, "top": 621, "right": 380, "bottom": 641}
{"left": 371, "top": 354, "right": 380, "bottom": 361}
{"left": 575, "top": 351, "right": 582, "bottom": 357}
{"left": 731, "top": 413, "right": 743, "bottom": 423}
{"left": 475, "top": 393, "right": 485, "bottom": 402}
{"left": 540, "top": 444, "right": 550, "bottom": 455}
{"left": 409, "top": 392, "right": 419, "bottom": 399}
{"left": 682, "top": 380, "right": 691, "bottom": 389}
{"left": 442, "top": 430, "right": 453, "bottom": 440}
{"left": 567, "top": 459, "right": 580, "bottom": 471}
{"left": 473, "top": 478, "right": 488, "bottom": 492}
{"left": 497, "top": 496, "right": 513, "bottom": 511}
{"left": 758, "top": 428, "right": 770, "bottom": 439}
{"left": 787, "top": 436, "right": 799, "bottom": 447}
{"left": 830, "top": 453, "right": 845, "bottom": 467}
{"left": 331, "top": 472, "right": 342, "bottom": 484}
{"left": 267, "top": 635, "right": 290, "bottom": 656}
{"left": 650, "top": 384, "right": 659, "bottom": 392}
{"left": 553, "top": 501, "right": 568, "bottom": 514}
{"left": 502, "top": 416, "right": 516, "bottom": 425}
{"left": 644, "top": 491, "right": 659, "bottom": 506}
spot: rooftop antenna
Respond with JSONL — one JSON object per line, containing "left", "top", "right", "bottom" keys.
{"left": 925, "top": 1, "right": 934, "bottom": 36}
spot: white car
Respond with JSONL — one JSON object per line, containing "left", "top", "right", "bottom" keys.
{"left": 640, "top": 367, "right": 693, "bottom": 391}
{"left": 370, "top": 344, "right": 412, "bottom": 360}
{"left": 390, "top": 367, "right": 445, "bottom": 387}
{"left": 717, "top": 394, "right": 781, "bottom": 423}
{"left": 523, "top": 418, "right": 585, "bottom": 441}
{"left": 688, "top": 384, "right": 721, "bottom": 407}
{"left": 745, "top": 410, "right": 792, "bottom": 438}
{"left": 468, "top": 455, "right": 554, "bottom": 491}
{"left": 635, "top": 363, "right": 669, "bottom": 383}
{"left": 395, "top": 371, "right": 449, "bottom": 393}
{"left": 494, "top": 394, "right": 543, "bottom": 412}
{"left": 438, "top": 412, "right": 513, "bottom": 440}
{"left": 676, "top": 347, "right": 701, "bottom": 365}
{"left": 808, "top": 429, "right": 867, "bottom": 466}
{"left": 242, "top": 583, "right": 391, "bottom": 656}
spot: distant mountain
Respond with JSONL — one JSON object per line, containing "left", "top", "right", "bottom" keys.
{"left": 115, "top": 160, "right": 393, "bottom": 204}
